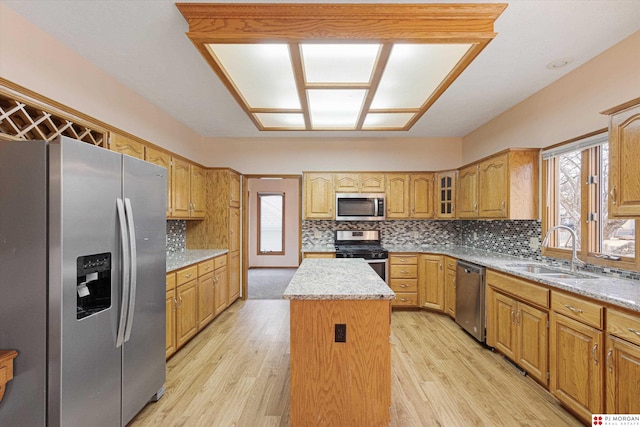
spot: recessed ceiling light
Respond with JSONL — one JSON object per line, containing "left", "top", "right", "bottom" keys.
{"left": 177, "top": 3, "right": 507, "bottom": 131}
{"left": 546, "top": 58, "right": 574, "bottom": 70}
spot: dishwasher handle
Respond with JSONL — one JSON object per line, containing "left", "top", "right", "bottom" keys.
{"left": 456, "top": 260, "right": 485, "bottom": 276}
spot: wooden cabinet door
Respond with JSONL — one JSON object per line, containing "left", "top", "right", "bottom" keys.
{"left": 165, "top": 288, "right": 176, "bottom": 359}
{"left": 334, "top": 173, "right": 360, "bottom": 193}
{"left": 436, "top": 171, "right": 456, "bottom": 219}
{"left": 229, "top": 207, "right": 240, "bottom": 252}
{"left": 228, "top": 250, "right": 240, "bottom": 304}
{"left": 359, "top": 173, "right": 386, "bottom": 193}
{"left": 606, "top": 335, "right": 640, "bottom": 414}
{"left": 607, "top": 102, "right": 640, "bottom": 216}
{"left": 457, "top": 165, "right": 478, "bottom": 218}
{"left": 229, "top": 171, "right": 241, "bottom": 208}
{"left": 197, "top": 272, "right": 215, "bottom": 329}
{"left": 410, "top": 173, "right": 435, "bottom": 219}
{"left": 517, "top": 302, "right": 548, "bottom": 385}
{"left": 304, "top": 173, "right": 334, "bottom": 219}
{"left": 478, "top": 153, "right": 508, "bottom": 218}
{"left": 214, "top": 265, "right": 228, "bottom": 316}
{"left": 145, "top": 147, "right": 172, "bottom": 217}
{"left": 176, "top": 280, "right": 198, "bottom": 349}
{"left": 550, "top": 312, "right": 603, "bottom": 421}
{"left": 172, "top": 157, "right": 191, "bottom": 218}
{"left": 418, "top": 254, "right": 444, "bottom": 311}
{"left": 444, "top": 266, "right": 456, "bottom": 318}
{"left": 490, "top": 291, "right": 517, "bottom": 361}
{"left": 386, "top": 174, "right": 410, "bottom": 219}
{"left": 110, "top": 133, "right": 144, "bottom": 159}
{"left": 190, "top": 165, "right": 206, "bottom": 219}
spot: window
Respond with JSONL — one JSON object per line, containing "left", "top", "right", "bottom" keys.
{"left": 257, "top": 193, "right": 285, "bottom": 255}
{"left": 543, "top": 133, "right": 637, "bottom": 268}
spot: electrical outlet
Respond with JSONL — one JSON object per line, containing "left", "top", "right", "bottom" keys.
{"left": 335, "top": 324, "right": 346, "bottom": 343}
{"left": 414, "top": 231, "right": 420, "bottom": 239}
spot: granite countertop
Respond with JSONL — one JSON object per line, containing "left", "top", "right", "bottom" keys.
{"left": 301, "top": 245, "right": 336, "bottom": 253}
{"left": 384, "top": 244, "right": 640, "bottom": 313}
{"left": 166, "top": 249, "right": 229, "bottom": 272}
{"left": 283, "top": 258, "right": 395, "bottom": 301}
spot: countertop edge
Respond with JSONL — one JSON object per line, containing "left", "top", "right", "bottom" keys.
{"left": 166, "top": 249, "right": 229, "bottom": 272}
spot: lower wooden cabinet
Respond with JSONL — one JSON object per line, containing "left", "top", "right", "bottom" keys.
{"left": 228, "top": 250, "right": 240, "bottom": 304}
{"left": 605, "top": 308, "right": 640, "bottom": 414}
{"left": 176, "top": 278, "right": 198, "bottom": 349}
{"left": 214, "top": 264, "right": 228, "bottom": 317}
{"left": 303, "top": 252, "right": 336, "bottom": 259}
{"left": 197, "top": 272, "right": 215, "bottom": 329}
{"left": 389, "top": 254, "right": 418, "bottom": 307}
{"left": 165, "top": 273, "right": 177, "bottom": 359}
{"left": 444, "top": 257, "right": 457, "bottom": 318}
{"left": 550, "top": 309, "right": 604, "bottom": 422}
{"left": 418, "top": 254, "right": 444, "bottom": 311}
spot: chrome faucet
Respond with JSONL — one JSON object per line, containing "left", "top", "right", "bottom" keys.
{"left": 541, "top": 225, "right": 586, "bottom": 272}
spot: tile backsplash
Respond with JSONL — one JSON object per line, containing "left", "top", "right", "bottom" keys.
{"left": 166, "top": 220, "right": 186, "bottom": 252}
{"left": 460, "top": 220, "right": 543, "bottom": 260}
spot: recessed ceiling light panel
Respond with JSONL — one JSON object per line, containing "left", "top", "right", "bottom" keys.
{"left": 308, "top": 89, "right": 366, "bottom": 129}
{"left": 255, "top": 113, "right": 306, "bottom": 129}
{"left": 301, "top": 44, "right": 381, "bottom": 84}
{"left": 363, "top": 113, "right": 416, "bottom": 129}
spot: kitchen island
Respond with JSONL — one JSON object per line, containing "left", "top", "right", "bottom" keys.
{"left": 283, "top": 259, "right": 395, "bottom": 426}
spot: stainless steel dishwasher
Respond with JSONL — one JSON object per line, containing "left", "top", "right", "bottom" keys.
{"left": 455, "top": 260, "right": 486, "bottom": 342}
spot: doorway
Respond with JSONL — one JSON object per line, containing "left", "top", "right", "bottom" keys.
{"left": 244, "top": 175, "right": 301, "bottom": 299}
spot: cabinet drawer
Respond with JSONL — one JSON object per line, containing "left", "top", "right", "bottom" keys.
{"left": 198, "top": 259, "right": 214, "bottom": 276}
{"left": 487, "top": 270, "right": 549, "bottom": 308}
{"left": 214, "top": 255, "right": 228, "bottom": 269}
{"left": 389, "top": 278, "right": 418, "bottom": 293}
{"left": 166, "top": 272, "right": 176, "bottom": 291}
{"left": 390, "top": 254, "right": 417, "bottom": 265}
{"left": 393, "top": 292, "right": 418, "bottom": 307}
{"left": 607, "top": 308, "right": 640, "bottom": 347}
{"left": 176, "top": 265, "right": 198, "bottom": 286}
{"left": 445, "top": 256, "right": 458, "bottom": 271}
{"left": 390, "top": 265, "right": 418, "bottom": 279}
{"left": 552, "top": 291, "right": 603, "bottom": 329}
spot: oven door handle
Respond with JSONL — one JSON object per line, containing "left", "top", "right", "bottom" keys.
{"left": 366, "top": 259, "right": 387, "bottom": 264}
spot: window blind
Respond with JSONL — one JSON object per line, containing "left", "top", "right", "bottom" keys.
{"left": 541, "top": 133, "right": 608, "bottom": 159}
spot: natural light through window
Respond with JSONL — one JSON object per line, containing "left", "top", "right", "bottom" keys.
{"left": 258, "top": 193, "right": 284, "bottom": 255}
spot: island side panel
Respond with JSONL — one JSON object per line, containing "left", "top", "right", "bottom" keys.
{"left": 289, "top": 299, "right": 391, "bottom": 427}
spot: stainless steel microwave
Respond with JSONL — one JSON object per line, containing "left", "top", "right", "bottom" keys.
{"left": 335, "top": 193, "right": 385, "bottom": 221}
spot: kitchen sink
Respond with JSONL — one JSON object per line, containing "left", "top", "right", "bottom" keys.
{"left": 506, "top": 263, "right": 596, "bottom": 279}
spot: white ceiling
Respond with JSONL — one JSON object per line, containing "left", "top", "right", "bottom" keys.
{"left": 3, "top": 0, "right": 640, "bottom": 139}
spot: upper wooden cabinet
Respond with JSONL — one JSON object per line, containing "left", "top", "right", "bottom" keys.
{"left": 334, "top": 173, "right": 386, "bottom": 193}
{"left": 436, "top": 171, "right": 457, "bottom": 219}
{"left": 409, "top": 173, "right": 435, "bottom": 219}
{"left": 229, "top": 171, "right": 241, "bottom": 207}
{"left": 304, "top": 173, "right": 334, "bottom": 219}
{"left": 385, "top": 174, "right": 410, "bottom": 219}
{"left": 190, "top": 165, "right": 206, "bottom": 219}
{"left": 171, "top": 157, "right": 191, "bottom": 218}
{"left": 458, "top": 149, "right": 539, "bottom": 220}
{"left": 602, "top": 98, "right": 640, "bottom": 217}
{"left": 110, "top": 133, "right": 144, "bottom": 159}
{"left": 457, "top": 164, "right": 479, "bottom": 218}
{"left": 145, "top": 146, "right": 172, "bottom": 217}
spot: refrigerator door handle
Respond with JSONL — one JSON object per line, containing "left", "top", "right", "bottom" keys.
{"left": 116, "top": 198, "right": 131, "bottom": 348}
{"left": 124, "top": 198, "right": 138, "bottom": 342}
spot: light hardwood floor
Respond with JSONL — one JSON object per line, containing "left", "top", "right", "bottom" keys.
{"left": 130, "top": 300, "right": 583, "bottom": 427}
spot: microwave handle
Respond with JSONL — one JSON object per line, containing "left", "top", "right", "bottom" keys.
{"left": 374, "top": 198, "right": 379, "bottom": 216}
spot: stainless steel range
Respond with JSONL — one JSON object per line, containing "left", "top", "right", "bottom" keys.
{"left": 334, "top": 230, "right": 388, "bottom": 283}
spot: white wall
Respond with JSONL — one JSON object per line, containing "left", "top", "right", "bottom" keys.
{"left": 200, "top": 137, "right": 462, "bottom": 173}
{"left": 462, "top": 30, "right": 640, "bottom": 164}
{"left": 247, "top": 178, "right": 300, "bottom": 267}
{"left": 0, "top": 3, "right": 203, "bottom": 160}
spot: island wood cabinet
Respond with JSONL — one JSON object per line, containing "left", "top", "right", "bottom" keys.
{"left": 304, "top": 173, "right": 334, "bottom": 219}
{"left": 457, "top": 149, "right": 539, "bottom": 220}
{"left": 418, "top": 254, "right": 444, "bottom": 311}
{"left": 602, "top": 98, "right": 640, "bottom": 217}
{"left": 550, "top": 291, "right": 604, "bottom": 422}
{"left": 436, "top": 171, "right": 457, "bottom": 219}
{"left": 444, "top": 256, "right": 457, "bottom": 318}
{"left": 605, "top": 308, "right": 640, "bottom": 414}
{"left": 389, "top": 254, "right": 419, "bottom": 307}
{"left": 334, "top": 173, "right": 385, "bottom": 193}
{"left": 303, "top": 252, "right": 336, "bottom": 259}
{"left": 486, "top": 270, "right": 549, "bottom": 385}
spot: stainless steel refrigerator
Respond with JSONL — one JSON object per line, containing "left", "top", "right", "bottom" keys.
{"left": 0, "top": 136, "right": 167, "bottom": 426}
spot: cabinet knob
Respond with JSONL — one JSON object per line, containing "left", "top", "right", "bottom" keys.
{"left": 185, "top": 274, "right": 192, "bottom": 278}
{"left": 606, "top": 349, "right": 613, "bottom": 373}
{"left": 564, "top": 304, "right": 583, "bottom": 314}
{"left": 592, "top": 343, "right": 599, "bottom": 365}
{"left": 610, "top": 186, "right": 617, "bottom": 205}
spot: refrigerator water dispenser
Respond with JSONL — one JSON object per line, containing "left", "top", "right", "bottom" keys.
{"left": 77, "top": 253, "right": 112, "bottom": 319}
